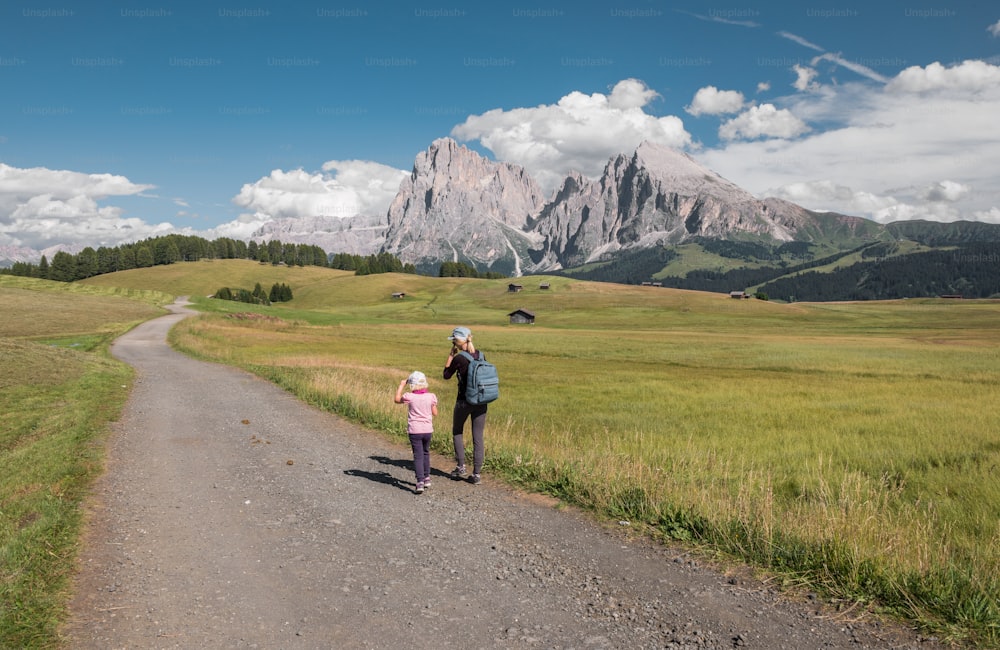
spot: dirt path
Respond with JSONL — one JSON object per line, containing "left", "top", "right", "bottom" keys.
{"left": 62, "top": 298, "right": 946, "bottom": 649}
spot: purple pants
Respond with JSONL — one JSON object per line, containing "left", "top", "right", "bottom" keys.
{"left": 409, "top": 432, "right": 432, "bottom": 484}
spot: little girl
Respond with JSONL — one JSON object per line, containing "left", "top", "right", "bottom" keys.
{"left": 394, "top": 371, "right": 438, "bottom": 494}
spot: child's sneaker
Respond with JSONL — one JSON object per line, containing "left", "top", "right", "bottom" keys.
{"left": 450, "top": 465, "right": 468, "bottom": 479}
{"left": 422, "top": 478, "right": 431, "bottom": 489}
{"left": 470, "top": 473, "right": 482, "bottom": 485}
{"left": 414, "top": 482, "right": 425, "bottom": 494}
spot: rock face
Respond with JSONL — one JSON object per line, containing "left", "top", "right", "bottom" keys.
{"left": 380, "top": 138, "right": 868, "bottom": 274}
{"left": 0, "top": 245, "right": 41, "bottom": 266}
{"left": 251, "top": 214, "right": 388, "bottom": 256}
{"left": 381, "top": 138, "right": 548, "bottom": 275}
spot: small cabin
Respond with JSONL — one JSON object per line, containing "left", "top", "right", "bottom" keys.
{"left": 508, "top": 283, "right": 524, "bottom": 293}
{"left": 539, "top": 282, "right": 550, "bottom": 290}
{"left": 508, "top": 308, "right": 535, "bottom": 325}
{"left": 391, "top": 292, "right": 406, "bottom": 299}
{"left": 730, "top": 291, "right": 749, "bottom": 299}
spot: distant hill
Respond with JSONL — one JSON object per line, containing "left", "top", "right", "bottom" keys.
{"left": 553, "top": 229, "right": 1000, "bottom": 300}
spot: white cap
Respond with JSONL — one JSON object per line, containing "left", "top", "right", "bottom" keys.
{"left": 407, "top": 371, "right": 428, "bottom": 389}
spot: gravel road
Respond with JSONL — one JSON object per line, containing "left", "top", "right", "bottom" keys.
{"left": 62, "top": 298, "right": 949, "bottom": 649}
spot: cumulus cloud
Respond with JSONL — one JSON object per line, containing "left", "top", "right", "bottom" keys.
{"left": 973, "top": 207, "right": 1000, "bottom": 223}
{"left": 451, "top": 78, "right": 692, "bottom": 193}
{"left": 886, "top": 60, "right": 1000, "bottom": 94}
{"left": 686, "top": 86, "right": 745, "bottom": 116}
{"left": 920, "top": 180, "right": 970, "bottom": 203}
{"left": 989, "top": 20, "right": 1000, "bottom": 37}
{"left": 767, "top": 180, "right": 902, "bottom": 219}
{"left": 0, "top": 163, "right": 170, "bottom": 249}
{"left": 231, "top": 160, "right": 407, "bottom": 226}
{"left": 718, "top": 104, "right": 810, "bottom": 141}
{"left": 698, "top": 60, "right": 1000, "bottom": 224}
{"left": 765, "top": 180, "right": 981, "bottom": 224}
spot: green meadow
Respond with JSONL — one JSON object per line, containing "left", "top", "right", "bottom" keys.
{"left": 3, "top": 260, "right": 999, "bottom": 646}
{"left": 0, "top": 276, "right": 170, "bottom": 648}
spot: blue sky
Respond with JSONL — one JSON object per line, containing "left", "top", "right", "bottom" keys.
{"left": 2, "top": 0, "right": 999, "bottom": 254}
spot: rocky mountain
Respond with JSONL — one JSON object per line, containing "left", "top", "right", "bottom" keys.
{"left": 250, "top": 213, "right": 387, "bottom": 255}
{"left": 0, "top": 245, "right": 39, "bottom": 267}
{"left": 382, "top": 138, "right": 548, "bottom": 276}
{"left": 0, "top": 243, "right": 85, "bottom": 267}
{"left": 380, "top": 138, "right": 877, "bottom": 275}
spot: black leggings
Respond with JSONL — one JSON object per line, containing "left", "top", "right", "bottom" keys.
{"left": 452, "top": 400, "right": 487, "bottom": 475}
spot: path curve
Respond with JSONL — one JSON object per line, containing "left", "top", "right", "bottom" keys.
{"left": 63, "top": 298, "right": 944, "bottom": 649}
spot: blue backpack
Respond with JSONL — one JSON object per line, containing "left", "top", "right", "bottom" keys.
{"left": 458, "top": 351, "right": 500, "bottom": 405}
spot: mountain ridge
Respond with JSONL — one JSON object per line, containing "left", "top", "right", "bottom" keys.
{"left": 380, "top": 138, "right": 882, "bottom": 275}
{"left": 5, "top": 140, "right": 999, "bottom": 288}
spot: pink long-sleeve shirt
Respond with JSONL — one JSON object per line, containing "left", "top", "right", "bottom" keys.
{"left": 401, "top": 390, "right": 437, "bottom": 434}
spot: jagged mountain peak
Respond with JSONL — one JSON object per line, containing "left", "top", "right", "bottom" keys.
{"left": 378, "top": 138, "right": 877, "bottom": 275}
{"left": 627, "top": 141, "right": 748, "bottom": 198}
{"left": 632, "top": 141, "right": 705, "bottom": 174}
{"left": 381, "top": 138, "right": 547, "bottom": 275}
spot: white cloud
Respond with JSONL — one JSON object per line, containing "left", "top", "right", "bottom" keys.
{"left": 0, "top": 163, "right": 170, "bottom": 249}
{"left": 0, "top": 164, "right": 152, "bottom": 200}
{"left": 451, "top": 78, "right": 692, "bottom": 193}
{"left": 920, "top": 180, "right": 970, "bottom": 203}
{"left": 686, "top": 86, "right": 745, "bottom": 116}
{"left": 765, "top": 180, "right": 979, "bottom": 224}
{"left": 811, "top": 52, "right": 888, "bottom": 84}
{"left": 887, "top": 60, "right": 1000, "bottom": 94}
{"left": 778, "top": 31, "right": 824, "bottom": 52}
{"left": 973, "top": 207, "right": 1000, "bottom": 223}
{"left": 792, "top": 64, "right": 819, "bottom": 91}
{"left": 757, "top": 82, "right": 771, "bottom": 93}
{"left": 988, "top": 20, "right": 1000, "bottom": 37}
{"left": 782, "top": 30, "right": 887, "bottom": 84}
{"left": 718, "top": 104, "right": 810, "bottom": 141}
{"left": 231, "top": 160, "right": 407, "bottom": 225}
{"left": 698, "top": 60, "right": 1000, "bottom": 224}
{"left": 766, "top": 180, "right": 902, "bottom": 220}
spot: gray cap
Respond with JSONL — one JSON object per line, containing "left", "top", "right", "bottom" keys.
{"left": 448, "top": 326, "right": 472, "bottom": 341}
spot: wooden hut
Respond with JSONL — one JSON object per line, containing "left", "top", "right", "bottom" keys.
{"left": 508, "top": 308, "right": 535, "bottom": 325}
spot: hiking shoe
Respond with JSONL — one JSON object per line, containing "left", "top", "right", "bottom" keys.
{"left": 450, "top": 465, "right": 468, "bottom": 479}
{"left": 414, "top": 482, "right": 425, "bottom": 494}
{"left": 470, "top": 474, "right": 482, "bottom": 485}
{"left": 422, "top": 479, "right": 431, "bottom": 489}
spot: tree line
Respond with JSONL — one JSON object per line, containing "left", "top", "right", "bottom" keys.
{"left": 0, "top": 234, "right": 513, "bottom": 285}
{"left": 329, "top": 252, "right": 417, "bottom": 275}
{"left": 1, "top": 235, "right": 333, "bottom": 283}
{"left": 438, "top": 261, "right": 508, "bottom": 279}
